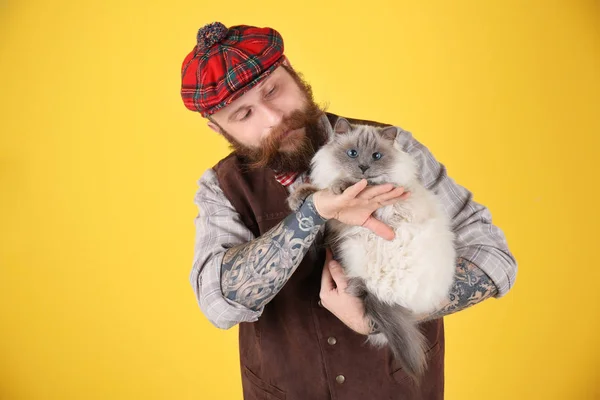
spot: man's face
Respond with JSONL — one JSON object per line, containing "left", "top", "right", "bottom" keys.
{"left": 207, "top": 63, "right": 326, "bottom": 172}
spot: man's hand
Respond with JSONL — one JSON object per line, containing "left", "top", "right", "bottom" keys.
{"left": 313, "top": 179, "right": 409, "bottom": 240}
{"left": 320, "top": 248, "right": 372, "bottom": 335}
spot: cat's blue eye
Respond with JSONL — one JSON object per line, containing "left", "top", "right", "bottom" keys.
{"left": 346, "top": 149, "right": 358, "bottom": 158}
{"left": 372, "top": 152, "right": 383, "bottom": 160}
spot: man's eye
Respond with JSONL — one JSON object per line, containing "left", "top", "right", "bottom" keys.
{"left": 266, "top": 86, "right": 277, "bottom": 97}
{"left": 240, "top": 110, "right": 252, "bottom": 120}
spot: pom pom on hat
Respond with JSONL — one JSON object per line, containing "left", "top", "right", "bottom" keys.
{"left": 196, "top": 22, "right": 228, "bottom": 51}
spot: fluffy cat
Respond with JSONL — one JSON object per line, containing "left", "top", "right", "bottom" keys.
{"left": 287, "top": 118, "right": 456, "bottom": 381}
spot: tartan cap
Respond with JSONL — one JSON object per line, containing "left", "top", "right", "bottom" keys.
{"left": 181, "top": 22, "right": 286, "bottom": 117}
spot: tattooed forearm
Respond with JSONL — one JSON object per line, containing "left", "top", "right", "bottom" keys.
{"left": 220, "top": 193, "right": 326, "bottom": 311}
{"left": 417, "top": 258, "right": 498, "bottom": 322}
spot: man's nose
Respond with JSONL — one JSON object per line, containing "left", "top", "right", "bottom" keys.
{"left": 263, "top": 104, "right": 284, "bottom": 128}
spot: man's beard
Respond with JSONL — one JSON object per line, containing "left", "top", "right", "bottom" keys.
{"left": 219, "top": 68, "right": 328, "bottom": 173}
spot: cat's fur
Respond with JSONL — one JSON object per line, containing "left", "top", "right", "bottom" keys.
{"left": 287, "top": 118, "right": 456, "bottom": 381}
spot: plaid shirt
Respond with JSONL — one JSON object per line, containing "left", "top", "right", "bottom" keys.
{"left": 190, "top": 114, "right": 518, "bottom": 329}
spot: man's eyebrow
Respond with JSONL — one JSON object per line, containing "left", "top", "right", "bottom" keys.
{"left": 257, "top": 71, "right": 278, "bottom": 89}
{"left": 255, "top": 75, "right": 271, "bottom": 90}
{"left": 226, "top": 75, "right": 276, "bottom": 122}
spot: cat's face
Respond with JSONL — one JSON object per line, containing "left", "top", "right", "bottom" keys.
{"left": 309, "top": 118, "right": 417, "bottom": 189}
{"left": 327, "top": 119, "right": 402, "bottom": 182}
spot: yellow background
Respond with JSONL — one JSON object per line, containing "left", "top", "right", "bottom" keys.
{"left": 1, "top": 0, "right": 599, "bottom": 399}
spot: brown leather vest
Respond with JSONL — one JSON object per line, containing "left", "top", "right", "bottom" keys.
{"left": 213, "top": 113, "right": 445, "bottom": 400}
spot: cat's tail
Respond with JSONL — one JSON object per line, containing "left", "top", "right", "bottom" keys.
{"left": 349, "top": 279, "right": 428, "bottom": 382}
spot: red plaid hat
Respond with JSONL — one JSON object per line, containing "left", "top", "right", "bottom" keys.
{"left": 181, "top": 22, "right": 286, "bottom": 117}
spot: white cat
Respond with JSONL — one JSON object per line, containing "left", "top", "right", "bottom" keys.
{"left": 287, "top": 117, "right": 456, "bottom": 380}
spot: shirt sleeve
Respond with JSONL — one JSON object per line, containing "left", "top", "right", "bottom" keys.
{"left": 396, "top": 127, "right": 518, "bottom": 297}
{"left": 189, "top": 168, "right": 261, "bottom": 329}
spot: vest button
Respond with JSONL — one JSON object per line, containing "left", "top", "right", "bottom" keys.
{"left": 336, "top": 375, "right": 345, "bottom": 384}
{"left": 327, "top": 337, "right": 337, "bottom": 345}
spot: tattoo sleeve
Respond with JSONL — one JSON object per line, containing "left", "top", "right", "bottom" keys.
{"left": 418, "top": 257, "right": 498, "bottom": 322}
{"left": 220, "top": 193, "right": 327, "bottom": 311}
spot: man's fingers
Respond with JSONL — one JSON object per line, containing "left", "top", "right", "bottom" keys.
{"left": 378, "top": 192, "right": 410, "bottom": 208}
{"left": 327, "top": 259, "right": 348, "bottom": 291}
{"left": 342, "top": 179, "right": 368, "bottom": 199}
{"left": 362, "top": 216, "right": 396, "bottom": 240}
{"left": 325, "top": 247, "right": 334, "bottom": 262}
{"left": 320, "top": 260, "right": 335, "bottom": 292}
{"left": 355, "top": 183, "right": 395, "bottom": 200}
{"left": 372, "top": 186, "right": 406, "bottom": 202}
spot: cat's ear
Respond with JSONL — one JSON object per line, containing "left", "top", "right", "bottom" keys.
{"left": 333, "top": 117, "right": 351, "bottom": 135}
{"left": 380, "top": 126, "right": 398, "bottom": 141}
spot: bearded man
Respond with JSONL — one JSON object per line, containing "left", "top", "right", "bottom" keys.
{"left": 182, "top": 22, "right": 517, "bottom": 400}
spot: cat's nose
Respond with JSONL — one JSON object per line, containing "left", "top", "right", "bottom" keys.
{"left": 359, "top": 164, "right": 370, "bottom": 173}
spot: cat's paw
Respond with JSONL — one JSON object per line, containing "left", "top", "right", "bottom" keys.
{"left": 331, "top": 179, "right": 357, "bottom": 195}
{"left": 286, "top": 184, "right": 319, "bottom": 211}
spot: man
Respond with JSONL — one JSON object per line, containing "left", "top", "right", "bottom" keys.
{"left": 182, "top": 22, "right": 517, "bottom": 399}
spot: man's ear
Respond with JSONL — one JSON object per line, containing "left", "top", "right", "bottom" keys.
{"left": 207, "top": 120, "right": 223, "bottom": 135}
{"left": 282, "top": 56, "right": 291, "bottom": 67}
